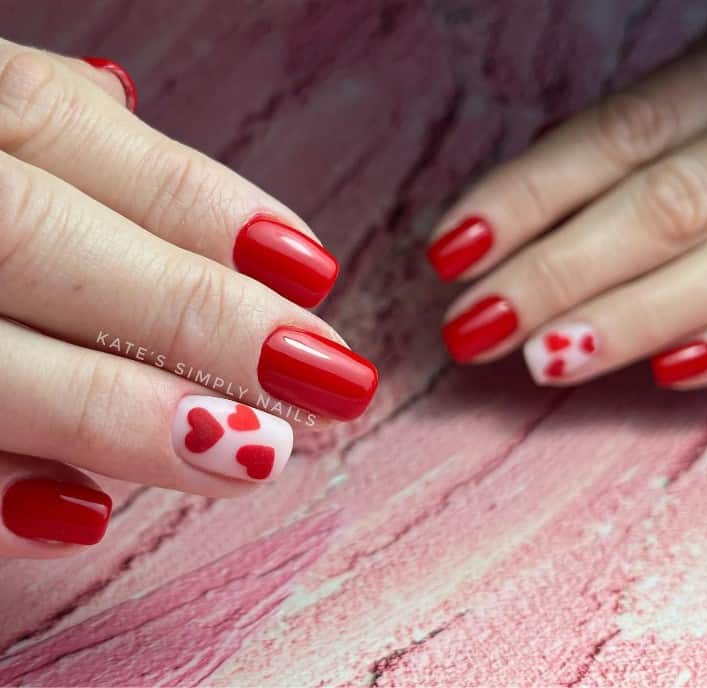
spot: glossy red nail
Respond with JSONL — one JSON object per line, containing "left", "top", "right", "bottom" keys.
{"left": 258, "top": 327, "right": 378, "bottom": 421}
{"left": 234, "top": 215, "right": 339, "bottom": 308}
{"left": 426, "top": 216, "right": 493, "bottom": 281}
{"left": 2, "top": 478, "right": 111, "bottom": 545}
{"left": 82, "top": 57, "right": 137, "bottom": 113}
{"left": 651, "top": 341, "right": 707, "bottom": 386}
{"left": 442, "top": 295, "right": 518, "bottom": 363}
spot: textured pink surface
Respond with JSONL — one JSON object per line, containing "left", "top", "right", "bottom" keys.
{"left": 2, "top": 2, "right": 707, "bottom": 686}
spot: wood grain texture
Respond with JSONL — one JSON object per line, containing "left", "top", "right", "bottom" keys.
{"left": 1, "top": 1, "right": 707, "bottom": 686}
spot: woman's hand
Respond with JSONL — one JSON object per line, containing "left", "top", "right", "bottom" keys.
{"left": 0, "top": 39, "right": 377, "bottom": 557}
{"left": 427, "top": 42, "right": 707, "bottom": 390}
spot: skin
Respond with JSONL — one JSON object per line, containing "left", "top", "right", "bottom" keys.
{"left": 432, "top": 40, "right": 707, "bottom": 387}
{"left": 3, "top": 37, "right": 707, "bottom": 557}
{"left": 0, "top": 39, "right": 344, "bottom": 558}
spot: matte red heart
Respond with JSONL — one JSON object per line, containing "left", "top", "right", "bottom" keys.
{"left": 236, "top": 445, "right": 275, "bottom": 480}
{"left": 580, "top": 334, "right": 596, "bottom": 354}
{"left": 544, "top": 332, "right": 571, "bottom": 352}
{"left": 545, "top": 358, "right": 566, "bottom": 378}
{"left": 185, "top": 407, "right": 224, "bottom": 453}
{"left": 227, "top": 404, "right": 260, "bottom": 431}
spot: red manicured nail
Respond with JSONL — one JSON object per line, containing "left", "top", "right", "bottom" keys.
{"left": 234, "top": 215, "right": 339, "bottom": 308}
{"left": 442, "top": 295, "right": 518, "bottom": 363}
{"left": 258, "top": 327, "right": 378, "bottom": 420}
{"left": 2, "top": 478, "right": 112, "bottom": 545}
{"left": 426, "top": 216, "right": 493, "bottom": 281}
{"left": 82, "top": 57, "right": 137, "bottom": 113}
{"left": 651, "top": 341, "right": 707, "bottom": 386}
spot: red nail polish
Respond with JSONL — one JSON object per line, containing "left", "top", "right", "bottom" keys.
{"left": 258, "top": 327, "right": 378, "bottom": 421}
{"left": 2, "top": 478, "right": 111, "bottom": 545}
{"left": 651, "top": 341, "right": 707, "bottom": 386}
{"left": 82, "top": 57, "right": 137, "bottom": 113}
{"left": 426, "top": 216, "right": 493, "bottom": 281}
{"left": 234, "top": 215, "right": 339, "bottom": 308}
{"left": 442, "top": 295, "right": 518, "bottom": 363}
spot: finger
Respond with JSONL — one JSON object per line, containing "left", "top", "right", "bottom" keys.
{"left": 0, "top": 452, "right": 111, "bottom": 558}
{"left": 78, "top": 56, "right": 137, "bottom": 112}
{"left": 0, "top": 39, "right": 337, "bottom": 307}
{"left": 521, "top": 240, "right": 707, "bottom": 386}
{"left": 0, "top": 318, "right": 294, "bottom": 494}
{"left": 651, "top": 336, "right": 707, "bottom": 389}
{"left": 0, "top": 153, "right": 377, "bottom": 422}
{"left": 441, "top": 135, "right": 707, "bottom": 364}
{"left": 427, "top": 44, "right": 707, "bottom": 281}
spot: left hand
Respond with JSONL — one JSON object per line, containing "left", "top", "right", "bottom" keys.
{"left": 427, "top": 40, "right": 707, "bottom": 390}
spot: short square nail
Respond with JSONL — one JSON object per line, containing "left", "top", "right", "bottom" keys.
{"left": 258, "top": 327, "right": 378, "bottom": 421}
{"left": 233, "top": 215, "right": 339, "bottom": 308}
{"left": 442, "top": 295, "right": 518, "bottom": 363}
{"left": 524, "top": 324, "right": 598, "bottom": 383}
{"left": 2, "top": 478, "right": 112, "bottom": 545}
{"left": 172, "top": 396, "right": 293, "bottom": 482}
{"left": 652, "top": 341, "right": 707, "bottom": 386}
{"left": 426, "top": 216, "right": 494, "bottom": 281}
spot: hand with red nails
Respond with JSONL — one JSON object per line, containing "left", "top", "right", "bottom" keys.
{"left": 428, "top": 40, "right": 707, "bottom": 391}
{"left": 0, "top": 39, "right": 377, "bottom": 558}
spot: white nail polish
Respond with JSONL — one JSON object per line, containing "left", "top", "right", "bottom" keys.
{"left": 524, "top": 323, "right": 598, "bottom": 384}
{"left": 172, "top": 395, "right": 293, "bottom": 482}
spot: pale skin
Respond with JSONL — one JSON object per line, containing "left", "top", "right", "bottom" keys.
{"left": 1, "top": 37, "right": 706, "bottom": 558}
{"left": 431, "top": 40, "right": 707, "bottom": 390}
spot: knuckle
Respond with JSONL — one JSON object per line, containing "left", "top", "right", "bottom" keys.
{"left": 0, "top": 51, "right": 74, "bottom": 152}
{"left": 525, "top": 247, "right": 579, "bottom": 313}
{"left": 138, "top": 144, "right": 220, "bottom": 248}
{"left": 70, "top": 356, "right": 126, "bottom": 453}
{"left": 639, "top": 158, "right": 707, "bottom": 246}
{"left": 502, "top": 167, "right": 549, "bottom": 228}
{"left": 160, "top": 259, "right": 236, "bottom": 364}
{"left": 0, "top": 158, "right": 45, "bottom": 273}
{"left": 594, "top": 90, "right": 678, "bottom": 168}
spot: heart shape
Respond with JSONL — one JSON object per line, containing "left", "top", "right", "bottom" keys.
{"left": 544, "top": 332, "right": 571, "bottom": 352}
{"left": 227, "top": 404, "right": 260, "bottom": 431}
{"left": 545, "top": 358, "right": 566, "bottom": 379}
{"left": 236, "top": 445, "right": 275, "bottom": 480}
{"left": 185, "top": 407, "right": 224, "bottom": 453}
{"left": 580, "top": 334, "right": 596, "bottom": 354}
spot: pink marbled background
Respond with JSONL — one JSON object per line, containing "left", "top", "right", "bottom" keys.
{"left": 2, "top": 1, "right": 707, "bottom": 686}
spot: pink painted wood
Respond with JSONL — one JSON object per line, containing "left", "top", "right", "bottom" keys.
{"left": 2, "top": 2, "right": 707, "bottom": 686}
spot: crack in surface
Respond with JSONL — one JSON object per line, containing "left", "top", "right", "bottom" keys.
{"left": 337, "top": 389, "right": 572, "bottom": 577}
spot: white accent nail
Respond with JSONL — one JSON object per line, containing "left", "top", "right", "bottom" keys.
{"left": 172, "top": 395, "right": 293, "bottom": 483}
{"left": 524, "top": 323, "right": 598, "bottom": 384}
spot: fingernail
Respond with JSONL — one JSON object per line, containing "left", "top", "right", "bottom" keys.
{"left": 172, "top": 396, "right": 293, "bottom": 482}
{"left": 442, "top": 295, "right": 518, "bottom": 363}
{"left": 258, "top": 327, "right": 378, "bottom": 421}
{"left": 81, "top": 57, "right": 138, "bottom": 113}
{"left": 651, "top": 341, "right": 707, "bottom": 386}
{"left": 426, "top": 216, "right": 493, "bottom": 281}
{"left": 524, "top": 324, "right": 598, "bottom": 383}
{"left": 2, "top": 478, "right": 112, "bottom": 545}
{"left": 234, "top": 215, "right": 339, "bottom": 308}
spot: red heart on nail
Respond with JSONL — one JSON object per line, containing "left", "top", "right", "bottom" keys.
{"left": 227, "top": 404, "right": 260, "bottom": 431}
{"left": 580, "top": 334, "right": 596, "bottom": 354}
{"left": 544, "top": 332, "right": 571, "bottom": 352}
{"left": 185, "top": 407, "right": 224, "bottom": 453}
{"left": 545, "top": 358, "right": 566, "bottom": 378}
{"left": 236, "top": 445, "right": 275, "bottom": 480}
